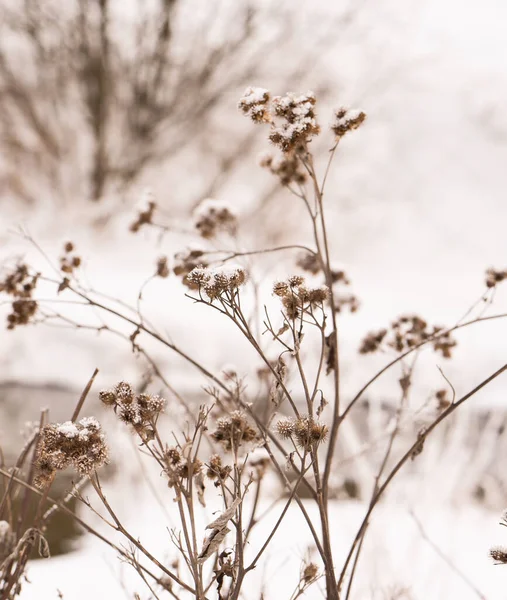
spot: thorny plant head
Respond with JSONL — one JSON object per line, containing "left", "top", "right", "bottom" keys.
{"left": 99, "top": 381, "right": 165, "bottom": 442}
{"left": 34, "top": 417, "right": 108, "bottom": 488}
{"left": 359, "top": 314, "right": 457, "bottom": 358}
{"left": 1, "top": 86, "right": 506, "bottom": 600}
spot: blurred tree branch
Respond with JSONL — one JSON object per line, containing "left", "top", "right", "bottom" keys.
{"left": 0, "top": 0, "right": 358, "bottom": 212}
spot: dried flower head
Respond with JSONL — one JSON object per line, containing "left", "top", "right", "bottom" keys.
{"left": 130, "top": 191, "right": 156, "bottom": 233}
{"left": 156, "top": 256, "right": 170, "bottom": 278}
{"left": 211, "top": 411, "right": 259, "bottom": 451}
{"left": 259, "top": 151, "right": 306, "bottom": 185}
{"left": 173, "top": 247, "right": 208, "bottom": 289}
{"left": 273, "top": 281, "right": 290, "bottom": 297}
{"left": 485, "top": 268, "right": 507, "bottom": 288}
{"left": 334, "top": 293, "right": 360, "bottom": 313}
{"left": 359, "top": 329, "right": 387, "bottom": 354}
{"left": 435, "top": 389, "right": 451, "bottom": 411}
{"left": 269, "top": 91, "right": 320, "bottom": 152}
{"left": 359, "top": 315, "right": 456, "bottom": 358}
{"left": 296, "top": 252, "right": 321, "bottom": 275}
{"left": 206, "top": 454, "right": 231, "bottom": 484}
{"left": 193, "top": 198, "right": 238, "bottom": 239}
{"left": 302, "top": 562, "right": 319, "bottom": 583}
{"left": 331, "top": 108, "right": 366, "bottom": 139}
{"left": 308, "top": 286, "right": 329, "bottom": 304}
{"left": 0, "top": 263, "right": 39, "bottom": 298}
{"left": 100, "top": 381, "right": 166, "bottom": 435}
{"left": 490, "top": 546, "right": 507, "bottom": 564}
{"left": 238, "top": 87, "right": 271, "bottom": 123}
{"left": 187, "top": 265, "right": 247, "bottom": 301}
{"left": 165, "top": 446, "right": 182, "bottom": 465}
{"left": 293, "top": 416, "right": 328, "bottom": 451}
{"left": 275, "top": 417, "right": 294, "bottom": 439}
{"left": 6, "top": 299, "right": 38, "bottom": 330}
{"left": 60, "top": 242, "right": 81, "bottom": 274}
{"left": 34, "top": 417, "right": 108, "bottom": 487}
{"left": 273, "top": 276, "right": 329, "bottom": 319}
{"left": 176, "top": 458, "right": 203, "bottom": 479}
{"left": 1, "top": 263, "right": 40, "bottom": 329}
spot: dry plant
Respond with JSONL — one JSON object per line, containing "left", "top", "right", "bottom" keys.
{"left": 2, "top": 88, "right": 507, "bottom": 600}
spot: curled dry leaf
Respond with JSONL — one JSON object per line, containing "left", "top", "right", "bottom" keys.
{"left": 198, "top": 527, "right": 230, "bottom": 563}
{"left": 206, "top": 497, "right": 241, "bottom": 531}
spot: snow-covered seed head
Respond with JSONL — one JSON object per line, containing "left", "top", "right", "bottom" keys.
{"left": 269, "top": 91, "right": 320, "bottom": 152}
{"left": 485, "top": 267, "right": 507, "bottom": 288}
{"left": 238, "top": 87, "right": 271, "bottom": 123}
{"left": 490, "top": 546, "right": 507, "bottom": 564}
{"left": 273, "top": 281, "right": 289, "bottom": 297}
{"left": 34, "top": 417, "right": 108, "bottom": 487}
{"left": 331, "top": 108, "right": 366, "bottom": 139}
{"left": 193, "top": 198, "right": 238, "bottom": 239}
{"left": 259, "top": 150, "right": 306, "bottom": 185}
{"left": 156, "top": 256, "right": 170, "bottom": 278}
{"left": 99, "top": 382, "right": 166, "bottom": 435}
{"left": 188, "top": 265, "right": 248, "bottom": 301}
{"left": 165, "top": 447, "right": 182, "bottom": 465}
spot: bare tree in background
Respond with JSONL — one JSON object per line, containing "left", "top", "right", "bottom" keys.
{"left": 0, "top": 0, "right": 343, "bottom": 209}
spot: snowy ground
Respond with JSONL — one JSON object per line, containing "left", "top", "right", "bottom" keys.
{"left": 19, "top": 496, "right": 505, "bottom": 600}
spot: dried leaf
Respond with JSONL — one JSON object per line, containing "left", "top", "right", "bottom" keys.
{"left": 206, "top": 497, "right": 241, "bottom": 531}
{"left": 411, "top": 428, "right": 427, "bottom": 460}
{"left": 38, "top": 534, "right": 50, "bottom": 558}
{"left": 198, "top": 527, "right": 230, "bottom": 563}
{"left": 316, "top": 395, "right": 328, "bottom": 418}
{"left": 275, "top": 323, "right": 289, "bottom": 337}
{"left": 325, "top": 333, "right": 336, "bottom": 375}
{"left": 195, "top": 472, "right": 206, "bottom": 508}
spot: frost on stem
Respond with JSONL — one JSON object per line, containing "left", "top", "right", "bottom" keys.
{"left": 34, "top": 417, "right": 108, "bottom": 487}
{"left": 359, "top": 314, "right": 457, "bottom": 358}
{"left": 99, "top": 381, "right": 165, "bottom": 441}
{"left": 193, "top": 198, "right": 238, "bottom": 239}
{"left": 187, "top": 265, "right": 248, "bottom": 301}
